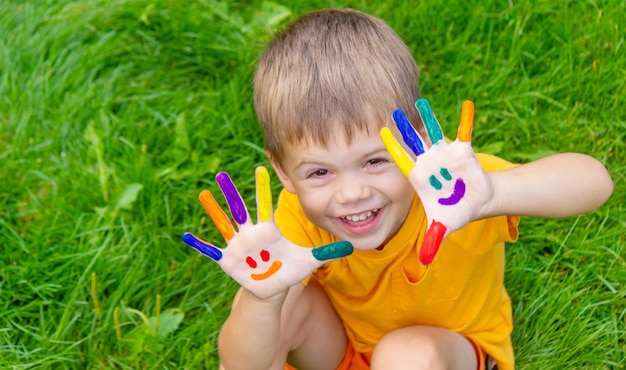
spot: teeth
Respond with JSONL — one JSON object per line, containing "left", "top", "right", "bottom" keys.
{"left": 342, "top": 209, "right": 378, "bottom": 222}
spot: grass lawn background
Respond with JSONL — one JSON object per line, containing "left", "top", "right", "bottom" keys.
{"left": 1, "top": 0, "right": 624, "bottom": 368}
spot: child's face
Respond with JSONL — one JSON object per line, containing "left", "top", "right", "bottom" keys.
{"left": 273, "top": 129, "right": 415, "bottom": 251}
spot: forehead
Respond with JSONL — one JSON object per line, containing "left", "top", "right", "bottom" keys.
{"left": 303, "top": 111, "right": 388, "bottom": 146}
{"left": 282, "top": 128, "right": 390, "bottom": 163}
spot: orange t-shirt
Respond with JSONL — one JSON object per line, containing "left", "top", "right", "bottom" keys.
{"left": 274, "top": 153, "right": 520, "bottom": 370}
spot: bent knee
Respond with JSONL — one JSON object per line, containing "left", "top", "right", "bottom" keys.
{"left": 371, "top": 327, "right": 457, "bottom": 370}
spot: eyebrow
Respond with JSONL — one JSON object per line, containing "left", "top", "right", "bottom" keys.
{"left": 293, "top": 159, "right": 328, "bottom": 171}
{"left": 293, "top": 147, "right": 390, "bottom": 170}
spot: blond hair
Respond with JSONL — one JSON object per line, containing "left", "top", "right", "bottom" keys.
{"left": 254, "top": 8, "right": 423, "bottom": 165}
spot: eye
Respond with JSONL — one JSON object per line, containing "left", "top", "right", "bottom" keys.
{"left": 307, "top": 169, "right": 329, "bottom": 178}
{"left": 366, "top": 158, "right": 388, "bottom": 166}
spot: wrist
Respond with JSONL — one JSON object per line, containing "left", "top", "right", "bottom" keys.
{"left": 479, "top": 171, "right": 504, "bottom": 219}
{"left": 241, "top": 285, "right": 290, "bottom": 306}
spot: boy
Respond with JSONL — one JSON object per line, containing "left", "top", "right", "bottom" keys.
{"left": 182, "top": 8, "right": 613, "bottom": 370}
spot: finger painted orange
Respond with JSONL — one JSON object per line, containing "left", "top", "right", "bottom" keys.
{"left": 457, "top": 100, "right": 474, "bottom": 143}
{"left": 199, "top": 190, "right": 236, "bottom": 241}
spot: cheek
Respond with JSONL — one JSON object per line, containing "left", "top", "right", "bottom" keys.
{"left": 378, "top": 172, "right": 414, "bottom": 199}
{"left": 296, "top": 190, "right": 330, "bottom": 222}
{"left": 381, "top": 176, "right": 416, "bottom": 220}
{"left": 398, "top": 179, "right": 417, "bottom": 200}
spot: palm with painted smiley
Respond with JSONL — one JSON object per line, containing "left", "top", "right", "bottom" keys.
{"left": 182, "top": 167, "right": 353, "bottom": 299}
{"left": 380, "top": 98, "right": 494, "bottom": 265}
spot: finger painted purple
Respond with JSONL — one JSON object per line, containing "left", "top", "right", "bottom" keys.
{"left": 182, "top": 232, "right": 223, "bottom": 261}
{"left": 216, "top": 172, "right": 248, "bottom": 224}
{"left": 392, "top": 109, "right": 425, "bottom": 156}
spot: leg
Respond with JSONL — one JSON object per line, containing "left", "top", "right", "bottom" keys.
{"left": 221, "top": 280, "right": 347, "bottom": 370}
{"left": 282, "top": 280, "right": 348, "bottom": 370}
{"left": 370, "top": 326, "right": 477, "bottom": 370}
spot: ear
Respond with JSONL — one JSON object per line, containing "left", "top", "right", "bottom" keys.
{"left": 267, "top": 152, "right": 297, "bottom": 194}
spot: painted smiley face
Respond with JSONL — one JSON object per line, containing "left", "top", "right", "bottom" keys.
{"left": 429, "top": 167, "right": 466, "bottom": 206}
{"left": 245, "top": 250, "right": 283, "bottom": 281}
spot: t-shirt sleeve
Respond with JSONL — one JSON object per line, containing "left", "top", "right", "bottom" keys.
{"left": 274, "top": 190, "right": 337, "bottom": 248}
{"left": 273, "top": 190, "right": 339, "bottom": 285}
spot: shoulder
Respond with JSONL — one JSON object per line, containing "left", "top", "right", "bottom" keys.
{"left": 274, "top": 189, "right": 336, "bottom": 247}
{"left": 475, "top": 152, "right": 518, "bottom": 172}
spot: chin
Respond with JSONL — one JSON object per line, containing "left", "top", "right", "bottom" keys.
{"left": 345, "top": 237, "right": 387, "bottom": 251}
{"left": 351, "top": 244, "right": 378, "bottom": 251}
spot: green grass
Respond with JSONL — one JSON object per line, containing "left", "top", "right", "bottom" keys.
{"left": 1, "top": 0, "right": 624, "bottom": 368}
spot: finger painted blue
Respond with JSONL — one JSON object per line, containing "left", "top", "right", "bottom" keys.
{"left": 392, "top": 109, "right": 425, "bottom": 156}
{"left": 312, "top": 240, "right": 353, "bottom": 261}
{"left": 182, "top": 232, "right": 223, "bottom": 261}
{"left": 216, "top": 172, "right": 248, "bottom": 224}
{"left": 415, "top": 98, "right": 444, "bottom": 145}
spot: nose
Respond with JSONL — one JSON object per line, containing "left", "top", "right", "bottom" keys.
{"left": 335, "top": 174, "right": 372, "bottom": 204}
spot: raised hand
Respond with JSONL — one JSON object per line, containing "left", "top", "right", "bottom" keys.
{"left": 182, "top": 167, "right": 353, "bottom": 299}
{"left": 380, "top": 99, "right": 493, "bottom": 265}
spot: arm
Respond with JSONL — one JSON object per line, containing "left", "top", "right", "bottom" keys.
{"left": 218, "top": 287, "right": 290, "bottom": 370}
{"left": 485, "top": 152, "right": 613, "bottom": 219}
{"left": 381, "top": 98, "right": 613, "bottom": 264}
{"left": 182, "top": 167, "right": 352, "bottom": 369}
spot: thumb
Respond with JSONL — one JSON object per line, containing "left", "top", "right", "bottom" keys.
{"left": 419, "top": 221, "right": 447, "bottom": 265}
{"left": 312, "top": 240, "right": 353, "bottom": 262}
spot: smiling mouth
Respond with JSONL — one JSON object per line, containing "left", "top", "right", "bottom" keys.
{"left": 250, "top": 261, "right": 283, "bottom": 281}
{"left": 437, "top": 179, "right": 466, "bottom": 206}
{"left": 340, "top": 208, "right": 380, "bottom": 223}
